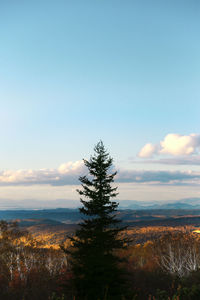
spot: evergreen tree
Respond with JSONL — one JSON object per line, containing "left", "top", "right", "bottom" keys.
{"left": 68, "top": 141, "right": 127, "bottom": 300}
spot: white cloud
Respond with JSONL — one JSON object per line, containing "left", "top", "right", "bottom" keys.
{"left": 138, "top": 133, "right": 200, "bottom": 158}
{"left": 160, "top": 133, "right": 200, "bottom": 155}
{"left": 138, "top": 143, "right": 157, "bottom": 158}
{"left": 0, "top": 160, "right": 85, "bottom": 186}
{"left": 58, "top": 161, "right": 84, "bottom": 174}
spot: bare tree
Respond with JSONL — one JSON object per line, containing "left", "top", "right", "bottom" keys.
{"left": 154, "top": 231, "right": 200, "bottom": 277}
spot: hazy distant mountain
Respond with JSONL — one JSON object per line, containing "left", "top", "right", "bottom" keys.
{"left": 118, "top": 198, "right": 200, "bottom": 210}
{"left": 0, "top": 199, "right": 80, "bottom": 210}
{"left": 0, "top": 197, "right": 200, "bottom": 211}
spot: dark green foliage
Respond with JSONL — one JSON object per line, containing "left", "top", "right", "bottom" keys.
{"left": 67, "top": 141, "right": 127, "bottom": 300}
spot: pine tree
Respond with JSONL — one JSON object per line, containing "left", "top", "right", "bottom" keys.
{"left": 67, "top": 141, "right": 127, "bottom": 300}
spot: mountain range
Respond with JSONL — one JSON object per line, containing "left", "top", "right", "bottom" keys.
{"left": 0, "top": 198, "right": 200, "bottom": 210}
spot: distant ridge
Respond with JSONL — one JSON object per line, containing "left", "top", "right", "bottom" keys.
{"left": 118, "top": 198, "right": 200, "bottom": 210}
{"left": 0, "top": 198, "right": 200, "bottom": 211}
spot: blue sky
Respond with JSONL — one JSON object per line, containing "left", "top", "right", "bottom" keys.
{"left": 0, "top": 1, "right": 200, "bottom": 207}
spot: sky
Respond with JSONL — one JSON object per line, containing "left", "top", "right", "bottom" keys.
{"left": 0, "top": 0, "right": 200, "bottom": 208}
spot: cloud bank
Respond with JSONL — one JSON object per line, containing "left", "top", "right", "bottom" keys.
{"left": 138, "top": 156, "right": 200, "bottom": 166}
{"left": 138, "top": 133, "right": 200, "bottom": 158}
{"left": 0, "top": 161, "right": 85, "bottom": 186}
{"left": 116, "top": 169, "right": 200, "bottom": 185}
{"left": 0, "top": 161, "right": 199, "bottom": 186}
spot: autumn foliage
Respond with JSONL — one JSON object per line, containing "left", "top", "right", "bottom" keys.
{"left": 1, "top": 219, "right": 200, "bottom": 299}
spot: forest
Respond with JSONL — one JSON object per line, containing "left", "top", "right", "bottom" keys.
{"left": 1, "top": 220, "right": 200, "bottom": 299}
